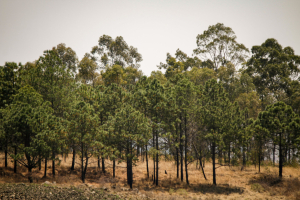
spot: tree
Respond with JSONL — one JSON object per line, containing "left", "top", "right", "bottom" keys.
{"left": 194, "top": 23, "right": 249, "bottom": 71}
{"left": 259, "top": 102, "right": 300, "bottom": 177}
{"left": 65, "top": 97, "right": 103, "bottom": 183}
{"left": 0, "top": 62, "right": 20, "bottom": 168}
{"left": 91, "top": 35, "right": 142, "bottom": 69}
{"left": 52, "top": 43, "right": 78, "bottom": 75}
{"left": 199, "top": 79, "right": 232, "bottom": 185}
{"left": 1, "top": 85, "right": 59, "bottom": 182}
{"left": 77, "top": 55, "right": 99, "bottom": 87}
{"left": 246, "top": 38, "right": 300, "bottom": 109}
{"left": 106, "top": 104, "right": 151, "bottom": 188}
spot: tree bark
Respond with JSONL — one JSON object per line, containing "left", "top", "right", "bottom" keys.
{"left": 52, "top": 151, "right": 55, "bottom": 177}
{"left": 279, "top": 132, "right": 283, "bottom": 178}
{"left": 71, "top": 149, "right": 76, "bottom": 170}
{"left": 4, "top": 145, "right": 8, "bottom": 168}
{"left": 14, "top": 146, "right": 17, "bottom": 173}
{"left": 102, "top": 158, "right": 105, "bottom": 173}
{"left": 212, "top": 141, "right": 216, "bottom": 185}
{"left": 44, "top": 157, "right": 47, "bottom": 177}
{"left": 184, "top": 113, "right": 189, "bottom": 185}
{"left": 146, "top": 145, "right": 149, "bottom": 178}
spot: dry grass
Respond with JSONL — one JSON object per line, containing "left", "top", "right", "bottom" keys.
{"left": 1, "top": 153, "right": 300, "bottom": 200}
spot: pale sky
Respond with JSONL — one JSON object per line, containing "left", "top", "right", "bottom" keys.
{"left": 1, "top": 0, "right": 300, "bottom": 76}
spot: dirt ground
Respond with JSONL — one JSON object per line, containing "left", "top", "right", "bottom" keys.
{"left": 1, "top": 154, "right": 300, "bottom": 200}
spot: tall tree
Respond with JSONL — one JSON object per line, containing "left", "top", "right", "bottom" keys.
{"left": 199, "top": 79, "right": 232, "bottom": 185}
{"left": 246, "top": 38, "right": 300, "bottom": 109}
{"left": 193, "top": 23, "right": 249, "bottom": 71}
{"left": 91, "top": 35, "right": 142, "bottom": 69}
{"left": 1, "top": 85, "right": 60, "bottom": 182}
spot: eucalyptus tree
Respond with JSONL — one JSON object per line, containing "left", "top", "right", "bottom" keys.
{"left": 158, "top": 50, "right": 202, "bottom": 79}
{"left": 185, "top": 67, "right": 216, "bottom": 86}
{"left": 106, "top": 104, "right": 151, "bottom": 189}
{"left": 77, "top": 54, "right": 99, "bottom": 86}
{"left": 218, "top": 62, "right": 239, "bottom": 102}
{"left": 193, "top": 23, "right": 249, "bottom": 72}
{"left": 1, "top": 85, "right": 62, "bottom": 182}
{"left": 91, "top": 35, "right": 142, "bottom": 69}
{"left": 246, "top": 38, "right": 300, "bottom": 109}
{"left": 52, "top": 43, "right": 78, "bottom": 75}
{"left": 199, "top": 79, "right": 232, "bottom": 185}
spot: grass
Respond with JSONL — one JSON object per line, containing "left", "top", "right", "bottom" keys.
{"left": 1, "top": 153, "right": 300, "bottom": 199}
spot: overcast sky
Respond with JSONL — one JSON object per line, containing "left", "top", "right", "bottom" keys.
{"left": 1, "top": 0, "right": 300, "bottom": 76}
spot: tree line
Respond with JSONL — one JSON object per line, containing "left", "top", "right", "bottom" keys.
{"left": 1, "top": 23, "right": 300, "bottom": 188}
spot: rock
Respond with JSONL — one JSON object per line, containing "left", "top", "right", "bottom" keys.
{"left": 53, "top": 181, "right": 56, "bottom": 184}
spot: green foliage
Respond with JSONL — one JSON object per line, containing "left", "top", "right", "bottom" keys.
{"left": 194, "top": 23, "right": 249, "bottom": 71}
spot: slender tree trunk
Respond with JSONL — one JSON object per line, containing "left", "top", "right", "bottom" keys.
{"left": 180, "top": 117, "right": 183, "bottom": 182}
{"left": 14, "top": 146, "right": 17, "bottom": 173}
{"left": 273, "top": 144, "right": 275, "bottom": 165}
{"left": 81, "top": 146, "right": 84, "bottom": 183}
{"left": 98, "top": 156, "right": 100, "bottom": 168}
{"left": 102, "top": 158, "right": 105, "bottom": 173}
{"left": 4, "top": 144, "right": 8, "bottom": 168}
{"left": 184, "top": 114, "right": 189, "bottom": 185}
{"left": 156, "top": 129, "right": 159, "bottom": 186}
{"left": 228, "top": 144, "right": 230, "bottom": 166}
{"left": 258, "top": 145, "right": 261, "bottom": 173}
{"left": 28, "top": 166, "right": 33, "bottom": 183}
{"left": 176, "top": 147, "right": 179, "bottom": 178}
{"left": 52, "top": 151, "right": 55, "bottom": 177}
{"left": 71, "top": 149, "right": 76, "bottom": 170}
{"left": 113, "top": 158, "right": 115, "bottom": 178}
{"left": 212, "top": 141, "right": 216, "bottom": 185}
{"left": 243, "top": 146, "right": 246, "bottom": 167}
{"left": 279, "top": 132, "right": 283, "bottom": 178}
{"left": 39, "top": 158, "right": 41, "bottom": 171}
{"left": 153, "top": 130, "right": 155, "bottom": 184}
{"left": 146, "top": 145, "right": 149, "bottom": 178}
{"left": 44, "top": 157, "right": 47, "bottom": 177}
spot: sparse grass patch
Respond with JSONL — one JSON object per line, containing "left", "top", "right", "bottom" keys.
{"left": 251, "top": 183, "right": 265, "bottom": 193}
{"left": 176, "top": 188, "right": 187, "bottom": 196}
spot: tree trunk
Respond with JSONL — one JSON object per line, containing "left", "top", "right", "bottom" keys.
{"left": 102, "top": 158, "right": 105, "bottom": 173}
{"left": 279, "top": 132, "right": 283, "bottom": 178}
{"left": 180, "top": 117, "right": 183, "bottom": 182}
{"left": 52, "top": 151, "right": 55, "bottom": 177}
{"left": 127, "top": 157, "right": 133, "bottom": 189}
{"left": 113, "top": 159, "right": 115, "bottom": 178}
{"left": 273, "top": 144, "right": 275, "bottom": 165}
{"left": 81, "top": 147, "right": 84, "bottom": 183}
{"left": 146, "top": 145, "right": 149, "bottom": 178}
{"left": 14, "top": 146, "right": 17, "bottom": 173}
{"left": 184, "top": 113, "right": 189, "bottom": 185}
{"left": 212, "top": 141, "right": 216, "bottom": 185}
{"left": 176, "top": 147, "right": 179, "bottom": 178}
{"left": 156, "top": 129, "right": 159, "bottom": 186}
{"left": 4, "top": 145, "right": 8, "bottom": 168}
{"left": 71, "top": 149, "right": 76, "bottom": 170}
{"left": 98, "top": 156, "right": 100, "bottom": 168}
{"left": 44, "top": 157, "right": 48, "bottom": 177}
{"left": 153, "top": 130, "right": 156, "bottom": 184}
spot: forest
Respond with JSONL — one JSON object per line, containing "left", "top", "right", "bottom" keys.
{"left": 1, "top": 23, "right": 300, "bottom": 191}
